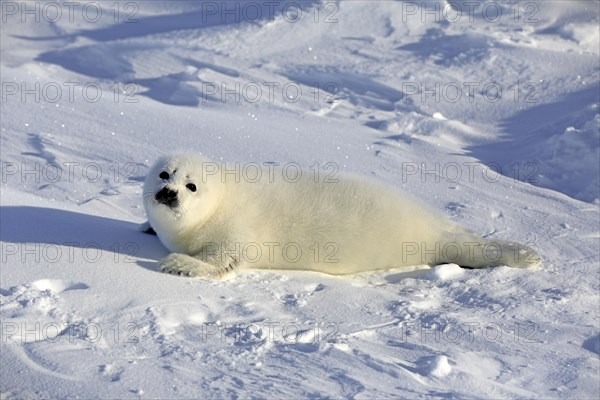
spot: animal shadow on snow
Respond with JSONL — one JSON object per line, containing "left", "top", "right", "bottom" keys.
{"left": 0, "top": 206, "right": 167, "bottom": 272}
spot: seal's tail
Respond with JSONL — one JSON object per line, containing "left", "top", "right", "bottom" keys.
{"left": 450, "top": 239, "right": 541, "bottom": 269}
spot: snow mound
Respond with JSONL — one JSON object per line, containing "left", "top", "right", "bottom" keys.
{"left": 427, "top": 355, "right": 453, "bottom": 378}
{"left": 31, "top": 279, "right": 89, "bottom": 294}
{"left": 538, "top": 109, "right": 600, "bottom": 203}
{"left": 423, "top": 264, "right": 465, "bottom": 281}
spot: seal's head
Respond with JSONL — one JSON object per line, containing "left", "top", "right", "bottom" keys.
{"left": 143, "top": 153, "right": 224, "bottom": 235}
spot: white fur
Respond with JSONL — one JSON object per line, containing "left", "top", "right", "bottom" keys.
{"left": 143, "top": 153, "right": 541, "bottom": 278}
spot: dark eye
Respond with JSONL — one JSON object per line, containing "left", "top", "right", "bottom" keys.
{"left": 159, "top": 171, "right": 169, "bottom": 180}
{"left": 186, "top": 183, "right": 197, "bottom": 192}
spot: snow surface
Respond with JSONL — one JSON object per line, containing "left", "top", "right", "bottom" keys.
{"left": 1, "top": 1, "right": 599, "bottom": 398}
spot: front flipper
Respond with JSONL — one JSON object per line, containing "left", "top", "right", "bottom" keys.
{"left": 140, "top": 221, "right": 157, "bottom": 235}
{"left": 160, "top": 253, "right": 238, "bottom": 279}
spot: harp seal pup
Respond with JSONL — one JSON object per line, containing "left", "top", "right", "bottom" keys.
{"left": 142, "top": 153, "right": 541, "bottom": 279}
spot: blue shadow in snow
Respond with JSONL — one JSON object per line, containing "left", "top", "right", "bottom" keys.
{"left": 397, "top": 28, "right": 493, "bottom": 66}
{"left": 15, "top": 1, "right": 316, "bottom": 43}
{"left": 466, "top": 86, "right": 599, "bottom": 164}
{"left": 0, "top": 206, "right": 167, "bottom": 270}
{"left": 465, "top": 85, "right": 600, "bottom": 201}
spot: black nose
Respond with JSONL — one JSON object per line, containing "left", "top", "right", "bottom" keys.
{"left": 155, "top": 187, "right": 179, "bottom": 207}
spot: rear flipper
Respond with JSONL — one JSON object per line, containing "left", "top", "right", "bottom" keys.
{"left": 450, "top": 239, "right": 541, "bottom": 269}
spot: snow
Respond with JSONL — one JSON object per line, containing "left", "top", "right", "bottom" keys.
{"left": 426, "top": 355, "right": 453, "bottom": 378}
{"left": 423, "top": 264, "right": 465, "bottom": 281}
{"left": 1, "top": 1, "right": 599, "bottom": 398}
